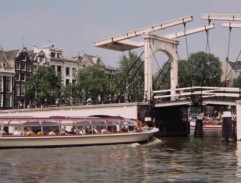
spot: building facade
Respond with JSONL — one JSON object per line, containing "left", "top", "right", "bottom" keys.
{"left": 0, "top": 46, "right": 15, "bottom": 109}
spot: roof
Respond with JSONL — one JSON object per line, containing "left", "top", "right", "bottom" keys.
{"left": 228, "top": 61, "right": 241, "bottom": 71}
{"left": 0, "top": 46, "right": 8, "bottom": 63}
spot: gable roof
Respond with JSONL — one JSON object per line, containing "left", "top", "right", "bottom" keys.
{"left": 228, "top": 61, "right": 241, "bottom": 71}
{"left": 0, "top": 46, "right": 8, "bottom": 63}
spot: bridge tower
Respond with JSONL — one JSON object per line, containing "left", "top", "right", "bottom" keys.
{"left": 95, "top": 16, "right": 214, "bottom": 103}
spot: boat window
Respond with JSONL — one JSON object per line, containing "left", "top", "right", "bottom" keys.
{"left": 23, "top": 120, "right": 41, "bottom": 135}
{"left": 59, "top": 120, "right": 75, "bottom": 133}
{"left": 106, "top": 120, "right": 121, "bottom": 133}
{"left": 42, "top": 121, "right": 60, "bottom": 135}
{"left": 75, "top": 120, "right": 91, "bottom": 127}
{"left": 90, "top": 120, "right": 106, "bottom": 133}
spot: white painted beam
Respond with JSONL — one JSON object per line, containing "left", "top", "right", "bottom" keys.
{"left": 164, "top": 24, "right": 215, "bottom": 39}
{"left": 201, "top": 13, "right": 241, "bottom": 21}
{"left": 95, "top": 16, "right": 193, "bottom": 47}
{"left": 222, "top": 22, "right": 241, "bottom": 28}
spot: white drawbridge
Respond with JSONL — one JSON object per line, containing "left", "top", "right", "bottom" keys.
{"left": 95, "top": 16, "right": 214, "bottom": 102}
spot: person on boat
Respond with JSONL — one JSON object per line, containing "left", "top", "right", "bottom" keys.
{"left": 101, "top": 128, "right": 107, "bottom": 134}
{"left": 25, "top": 127, "right": 35, "bottom": 136}
{"left": 48, "top": 128, "right": 58, "bottom": 135}
{"left": 13, "top": 127, "right": 23, "bottom": 136}
{"left": 60, "top": 127, "right": 66, "bottom": 135}
{"left": 121, "top": 123, "right": 128, "bottom": 132}
{"left": 36, "top": 130, "right": 42, "bottom": 136}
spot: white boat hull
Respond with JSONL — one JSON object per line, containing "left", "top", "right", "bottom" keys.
{"left": 0, "top": 128, "right": 159, "bottom": 148}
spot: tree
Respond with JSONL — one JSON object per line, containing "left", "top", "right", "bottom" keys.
{"left": 187, "top": 52, "right": 222, "bottom": 87}
{"left": 154, "top": 52, "right": 222, "bottom": 89}
{"left": 115, "top": 51, "right": 144, "bottom": 102}
{"left": 75, "top": 65, "right": 110, "bottom": 104}
{"left": 25, "top": 66, "right": 62, "bottom": 106}
{"left": 233, "top": 76, "right": 241, "bottom": 87}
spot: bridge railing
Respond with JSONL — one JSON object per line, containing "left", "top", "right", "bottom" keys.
{"left": 153, "top": 86, "right": 241, "bottom": 102}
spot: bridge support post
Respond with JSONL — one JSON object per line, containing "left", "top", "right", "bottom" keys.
{"left": 143, "top": 35, "right": 179, "bottom": 102}
{"left": 237, "top": 100, "right": 241, "bottom": 140}
{"left": 194, "top": 115, "right": 203, "bottom": 137}
{"left": 222, "top": 111, "right": 236, "bottom": 142}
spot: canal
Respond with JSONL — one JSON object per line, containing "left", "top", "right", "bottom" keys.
{"left": 0, "top": 129, "right": 240, "bottom": 183}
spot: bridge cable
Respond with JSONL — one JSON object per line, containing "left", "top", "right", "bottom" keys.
{"left": 153, "top": 59, "right": 170, "bottom": 89}
{"left": 112, "top": 51, "right": 144, "bottom": 95}
{"left": 150, "top": 45, "right": 170, "bottom": 89}
{"left": 183, "top": 22, "right": 192, "bottom": 88}
{"left": 224, "top": 49, "right": 241, "bottom": 84}
{"left": 225, "top": 26, "right": 232, "bottom": 86}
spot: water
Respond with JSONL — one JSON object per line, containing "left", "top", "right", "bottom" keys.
{"left": 0, "top": 129, "right": 241, "bottom": 183}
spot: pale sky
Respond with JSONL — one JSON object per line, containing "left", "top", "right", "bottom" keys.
{"left": 1, "top": 0, "right": 241, "bottom": 68}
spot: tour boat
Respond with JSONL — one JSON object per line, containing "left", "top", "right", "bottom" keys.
{"left": 0, "top": 116, "right": 159, "bottom": 148}
{"left": 190, "top": 118, "right": 222, "bottom": 129}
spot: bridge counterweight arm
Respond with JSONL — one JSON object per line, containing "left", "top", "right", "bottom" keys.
{"left": 222, "top": 22, "right": 241, "bottom": 28}
{"left": 95, "top": 16, "right": 193, "bottom": 47}
{"left": 201, "top": 13, "right": 241, "bottom": 21}
{"left": 164, "top": 24, "right": 215, "bottom": 39}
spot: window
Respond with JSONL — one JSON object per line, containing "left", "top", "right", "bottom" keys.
{"left": 22, "top": 55, "right": 27, "bottom": 61}
{"left": 16, "top": 73, "right": 20, "bottom": 81}
{"left": 26, "top": 74, "right": 31, "bottom": 81}
{"left": 37, "top": 57, "right": 45, "bottom": 63}
{"left": 0, "top": 94, "right": 2, "bottom": 108}
{"left": 21, "top": 73, "right": 25, "bottom": 81}
{"left": 5, "top": 77, "right": 11, "bottom": 93}
{"left": 16, "top": 62, "right": 20, "bottom": 70}
{"left": 72, "top": 79, "right": 76, "bottom": 84}
{"left": 51, "top": 52, "right": 55, "bottom": 58}
{"left": 21, "top": 85, "right": 25, "bottom": 96}
{"left": 57, "top": 66, "right": 61, "bottom": 76}
{"left": 16, "top": 84, "right": 20, "bottom": 96}
{"left": 66, "top": 79, "right": 69, "bottom": 85}
{"left": 72, "top": 68, "right": 76, "bottom": 76}
{"left": 4, "top": 94, "right": 11, "bottom": 108}
{"left": 0, "top": 76, "right": 2, "bottom": 92}
{"left": 66, "top": 67, "right": 70, "bottom": 76}
{"left": 27, "top": 63, "right": 32, "bottom": 72}
{"left": 21, "top": 62, "right": 26, "bottom": 71}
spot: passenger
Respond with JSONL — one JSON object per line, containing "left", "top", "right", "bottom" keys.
{"left": 121, "top": 123, "right": 128, "bottom": 132}
{"left": 36, "top": 130, "right": 43, "bottom": 136}
{"left": 1, "top": 130, "right": 7, "bottom": 135}
{"left": 92, "top": 126, "right": 98, "bottom": 134}
{"left": 48, "top": 129, "right": 58, "bottom": 135}
{"left": 85, "top": 126, "right": 91, "bottom": 134}
{"left": 101, "top": 128, "right": 107, "bottom": 134}
{"left": 13, "top": 127, "right": 23, "bottom": 136}
{"left": 60, "top": 127, "right": 66, "bottom": 135}
{"left": 25, "top": 127, "right": 35, "bottom": 136}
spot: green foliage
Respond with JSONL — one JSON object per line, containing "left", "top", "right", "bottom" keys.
{"left": 75, "top": 65, "right": 110, "bottom": 103}
{"left": 153, "top": 61, "right": 170, "bottom": 90}
{"left": 154, "top": 52, "right": 222, "bottom": 89}
{"left": 115, "top": 51, "right": 144, "bottom": 102}
{"left": 188, "top": 52, "right": 222, "bottom": 86}
{"left": 233, "top": 76, "right": 241, "bottom": 87}
{"left": 25, "top": 66, "right": 62, "bottom": 105}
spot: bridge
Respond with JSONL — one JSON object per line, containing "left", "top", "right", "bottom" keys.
{"left": 153, "top": 86, "right": 241, "bottom": 107}
{"left": 95, "top": 13, "right": 241, "bottom": 140}
{"left": 1, "top": 14, "right": 240, "bottom": 140}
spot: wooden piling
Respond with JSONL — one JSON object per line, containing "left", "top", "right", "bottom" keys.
{"left": 194, "top": 115, "right": 203, "bottom": 137}
{"left": 222, "top": 111, "right": 236, "bottom": 142}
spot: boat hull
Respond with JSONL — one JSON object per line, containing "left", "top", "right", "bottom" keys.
{"left": 0, "top": 128, "right": 159, "bottom": 148}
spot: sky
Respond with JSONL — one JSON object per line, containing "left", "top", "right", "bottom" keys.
{"left": 0, "top": 0, "right": 241, "bottom": 69}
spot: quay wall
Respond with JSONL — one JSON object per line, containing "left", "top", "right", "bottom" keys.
{"left": 237, "top": 100, "right": 241, "bottom": 140}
